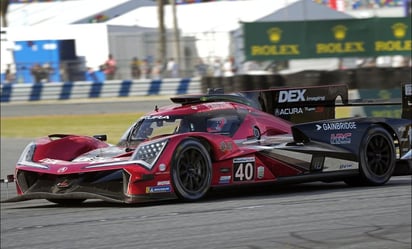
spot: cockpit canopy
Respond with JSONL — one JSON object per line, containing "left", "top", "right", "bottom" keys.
{"left": 118, "top": 109, "right": 245, "bottom": 147}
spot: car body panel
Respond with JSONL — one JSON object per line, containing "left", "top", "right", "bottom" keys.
{"left": 4, "top": 84, "right": 411, "bottom": 204}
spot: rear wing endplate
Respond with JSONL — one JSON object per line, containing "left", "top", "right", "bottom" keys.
{"left": 402, "top": 83, "right": 412, "bottom": 119}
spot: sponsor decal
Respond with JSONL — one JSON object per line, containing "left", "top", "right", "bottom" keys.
{"left": 41, "top": 158, "right": 58, "bottom": 164}
{"left": 220, "top": 141, "right": 233, "bottom": 152}
{"left": 203, "top": 102, "right": 230, "bottom": 110}
{"left": 278, "top": 89, "right": 306, "bottom": 103}
{"left": 275, "top": 107, "right": 303, "bottom": 116}
{"left": 323, "top": 157, "right": 359, "bottom": 172}
{"left": 74, "top": 156, "right": 110, "bottom": 162}
{"left": 233, "top": 157, "right": 255, "bottom": 163}
{"left": 277, "top": 89, "right": 326, "bottom": 104}
{"left": 220, "top": 167, "right": 230, "bottom": 173}
{"left": 146, "top": 185, "right": 171, "bottom": 194}
{"left": 158, "top": 163, "right": 167, "bottom": 172}
{"left": 315, "top": 106, "right": 325, "bottom": 113}
{"left": 57, "top": 167, "right": 68, "bottom": 173}
{"left": 233, "top": 157, "right": 255, "bottom": 182}
{"left": 157, "top": 181, "right": 170, "bottom": 186}
{"left": 56, "top": 179, "right": 71, "bottom": 188}
{"left": 219, "top": 176, "right": 231, "bottom": 184}
{"left": 330, "top": 133, "right": 352, "bottom": 144}
{"left": 339, "top": 164, "right": 353, "bottom": 169}
{"left": 317, "top": 121, "right": 357, "bottom": 131}
{"left": 257, "top": 166, "right": 265, "bottom": 179}
{"left": 311, "top": 156, "right": 324, "bottom": 171}
{"left": 143, "top": 115, "right": 170, "bottom": 120}
{"left": 306, "top": 96, "right": 326, "bottom": 101}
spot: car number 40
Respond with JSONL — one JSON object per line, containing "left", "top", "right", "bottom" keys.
{"left": 234, "top": 161, "right": 255, "bottom": 182}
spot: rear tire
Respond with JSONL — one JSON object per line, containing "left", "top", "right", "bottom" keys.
{"left": 171, "top": 139, "right": 212, "bottom": 201}
{"left": 344, "top": 126, "right": 395, "bottom": 186}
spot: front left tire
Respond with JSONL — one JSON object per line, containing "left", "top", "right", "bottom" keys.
{"left": 171, "top": 139, "right": 212, "bottom": 201}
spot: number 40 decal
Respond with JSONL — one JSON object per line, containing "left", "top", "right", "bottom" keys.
{"left": 233, "top": 157, "right": 255, "bottom": 182}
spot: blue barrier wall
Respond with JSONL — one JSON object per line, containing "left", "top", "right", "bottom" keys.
{"left": 0, "top": 78, "right": 202, "bottom": 102}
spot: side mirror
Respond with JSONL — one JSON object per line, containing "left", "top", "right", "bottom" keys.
{"left": 93, "top": 134, "right": 107, "bottom": 141}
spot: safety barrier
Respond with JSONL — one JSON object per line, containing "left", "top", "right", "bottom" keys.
{"left": 0, "top": 78, "right": 202, "bottom": 102}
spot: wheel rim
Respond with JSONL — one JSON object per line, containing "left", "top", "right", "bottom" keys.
{"left": 366, "top": 135, "right": 392, "bottom": 176}
{"left": 176, "top": 148, "right": 208, "bottom": 193}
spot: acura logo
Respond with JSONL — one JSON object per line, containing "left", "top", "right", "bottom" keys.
{"left": 56, "top": 179, "right": 71, "bottom": 188}
{"left": 57, "top": 167, "right": 68, "bottom": 173}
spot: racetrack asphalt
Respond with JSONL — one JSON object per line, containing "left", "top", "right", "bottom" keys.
{"left": 1, "top": 176, "right": 411, "bottom": 249}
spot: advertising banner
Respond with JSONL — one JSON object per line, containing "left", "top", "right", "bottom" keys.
{"left": 243, "top": 17, "right": 411, "bottom": 61}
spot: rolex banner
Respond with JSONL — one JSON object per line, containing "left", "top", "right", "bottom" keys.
{"left": 243, "top": 17, "right": 411, "bottom": 61}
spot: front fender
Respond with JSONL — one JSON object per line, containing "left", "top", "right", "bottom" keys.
{"left": 32, "top": 135, "right": 109, "bottom": 162}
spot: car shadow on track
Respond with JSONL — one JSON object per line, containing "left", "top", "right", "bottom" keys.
{"left": 2, "top": 176, "right": 411, "bottom": 209}
{"left": 203, "top": 177, "right": 411, "bottom": 202}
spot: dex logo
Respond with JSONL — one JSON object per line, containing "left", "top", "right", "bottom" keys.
{"left": 278, "top": 89, "right": 306, "bottom": 103}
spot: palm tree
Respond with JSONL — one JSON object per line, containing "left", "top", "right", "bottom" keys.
{"left": 170, "top": 0, "right": 181, "bottom": 75}
{"left": 157, "top": 0, "right": 166, "bottom": 68}
{"left": 0, "top": 0, "right": 10, "bottom": 27}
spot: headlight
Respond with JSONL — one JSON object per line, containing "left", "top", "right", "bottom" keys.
{"left": 17, "top": 142, "right": 48, "bottom": 169}
{"left": 18, "top": 143, "right": 36, "bottom": 163}
{"left": 132, "top": 139, "right": 168, "bottom": 169}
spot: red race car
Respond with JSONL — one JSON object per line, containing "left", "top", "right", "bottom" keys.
{"left": 4, "top": 84, "right": 411, "bottom": 204}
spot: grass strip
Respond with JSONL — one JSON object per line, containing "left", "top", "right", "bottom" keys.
{"left": 1, "top": 113, "right": 143, "bottom": 144}
{"left": 1, "top": 107, "right": 355, "bottom": 144}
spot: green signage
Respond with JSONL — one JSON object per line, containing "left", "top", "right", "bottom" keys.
{"left": 373, "top": 18, "right": 412, "bottom": 56}
{"left": 243, "top": 21, "right": 307, "bottom": 60}
{"left": 243, "top": 17, "right": 411, "bottom": 61}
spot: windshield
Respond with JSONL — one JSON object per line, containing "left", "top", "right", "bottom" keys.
{"left": 117, "top": 110, "right": 244, "bottom": 147}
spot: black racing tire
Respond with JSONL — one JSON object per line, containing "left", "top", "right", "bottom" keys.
{"left": 171, "top": 139, "right": 212, "bottom": 201}
{"left": 345, "top": 126, "right": 395, "bottom": 186}
{"left": 47, "top": 199, "right": 86, "bottom": 205}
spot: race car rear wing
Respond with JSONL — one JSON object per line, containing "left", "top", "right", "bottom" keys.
{"left": 238, "top": 84, "right": 349, "bottom": 123}
{"left": 171, "top": 83, "right": 411, "bottom": 123}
